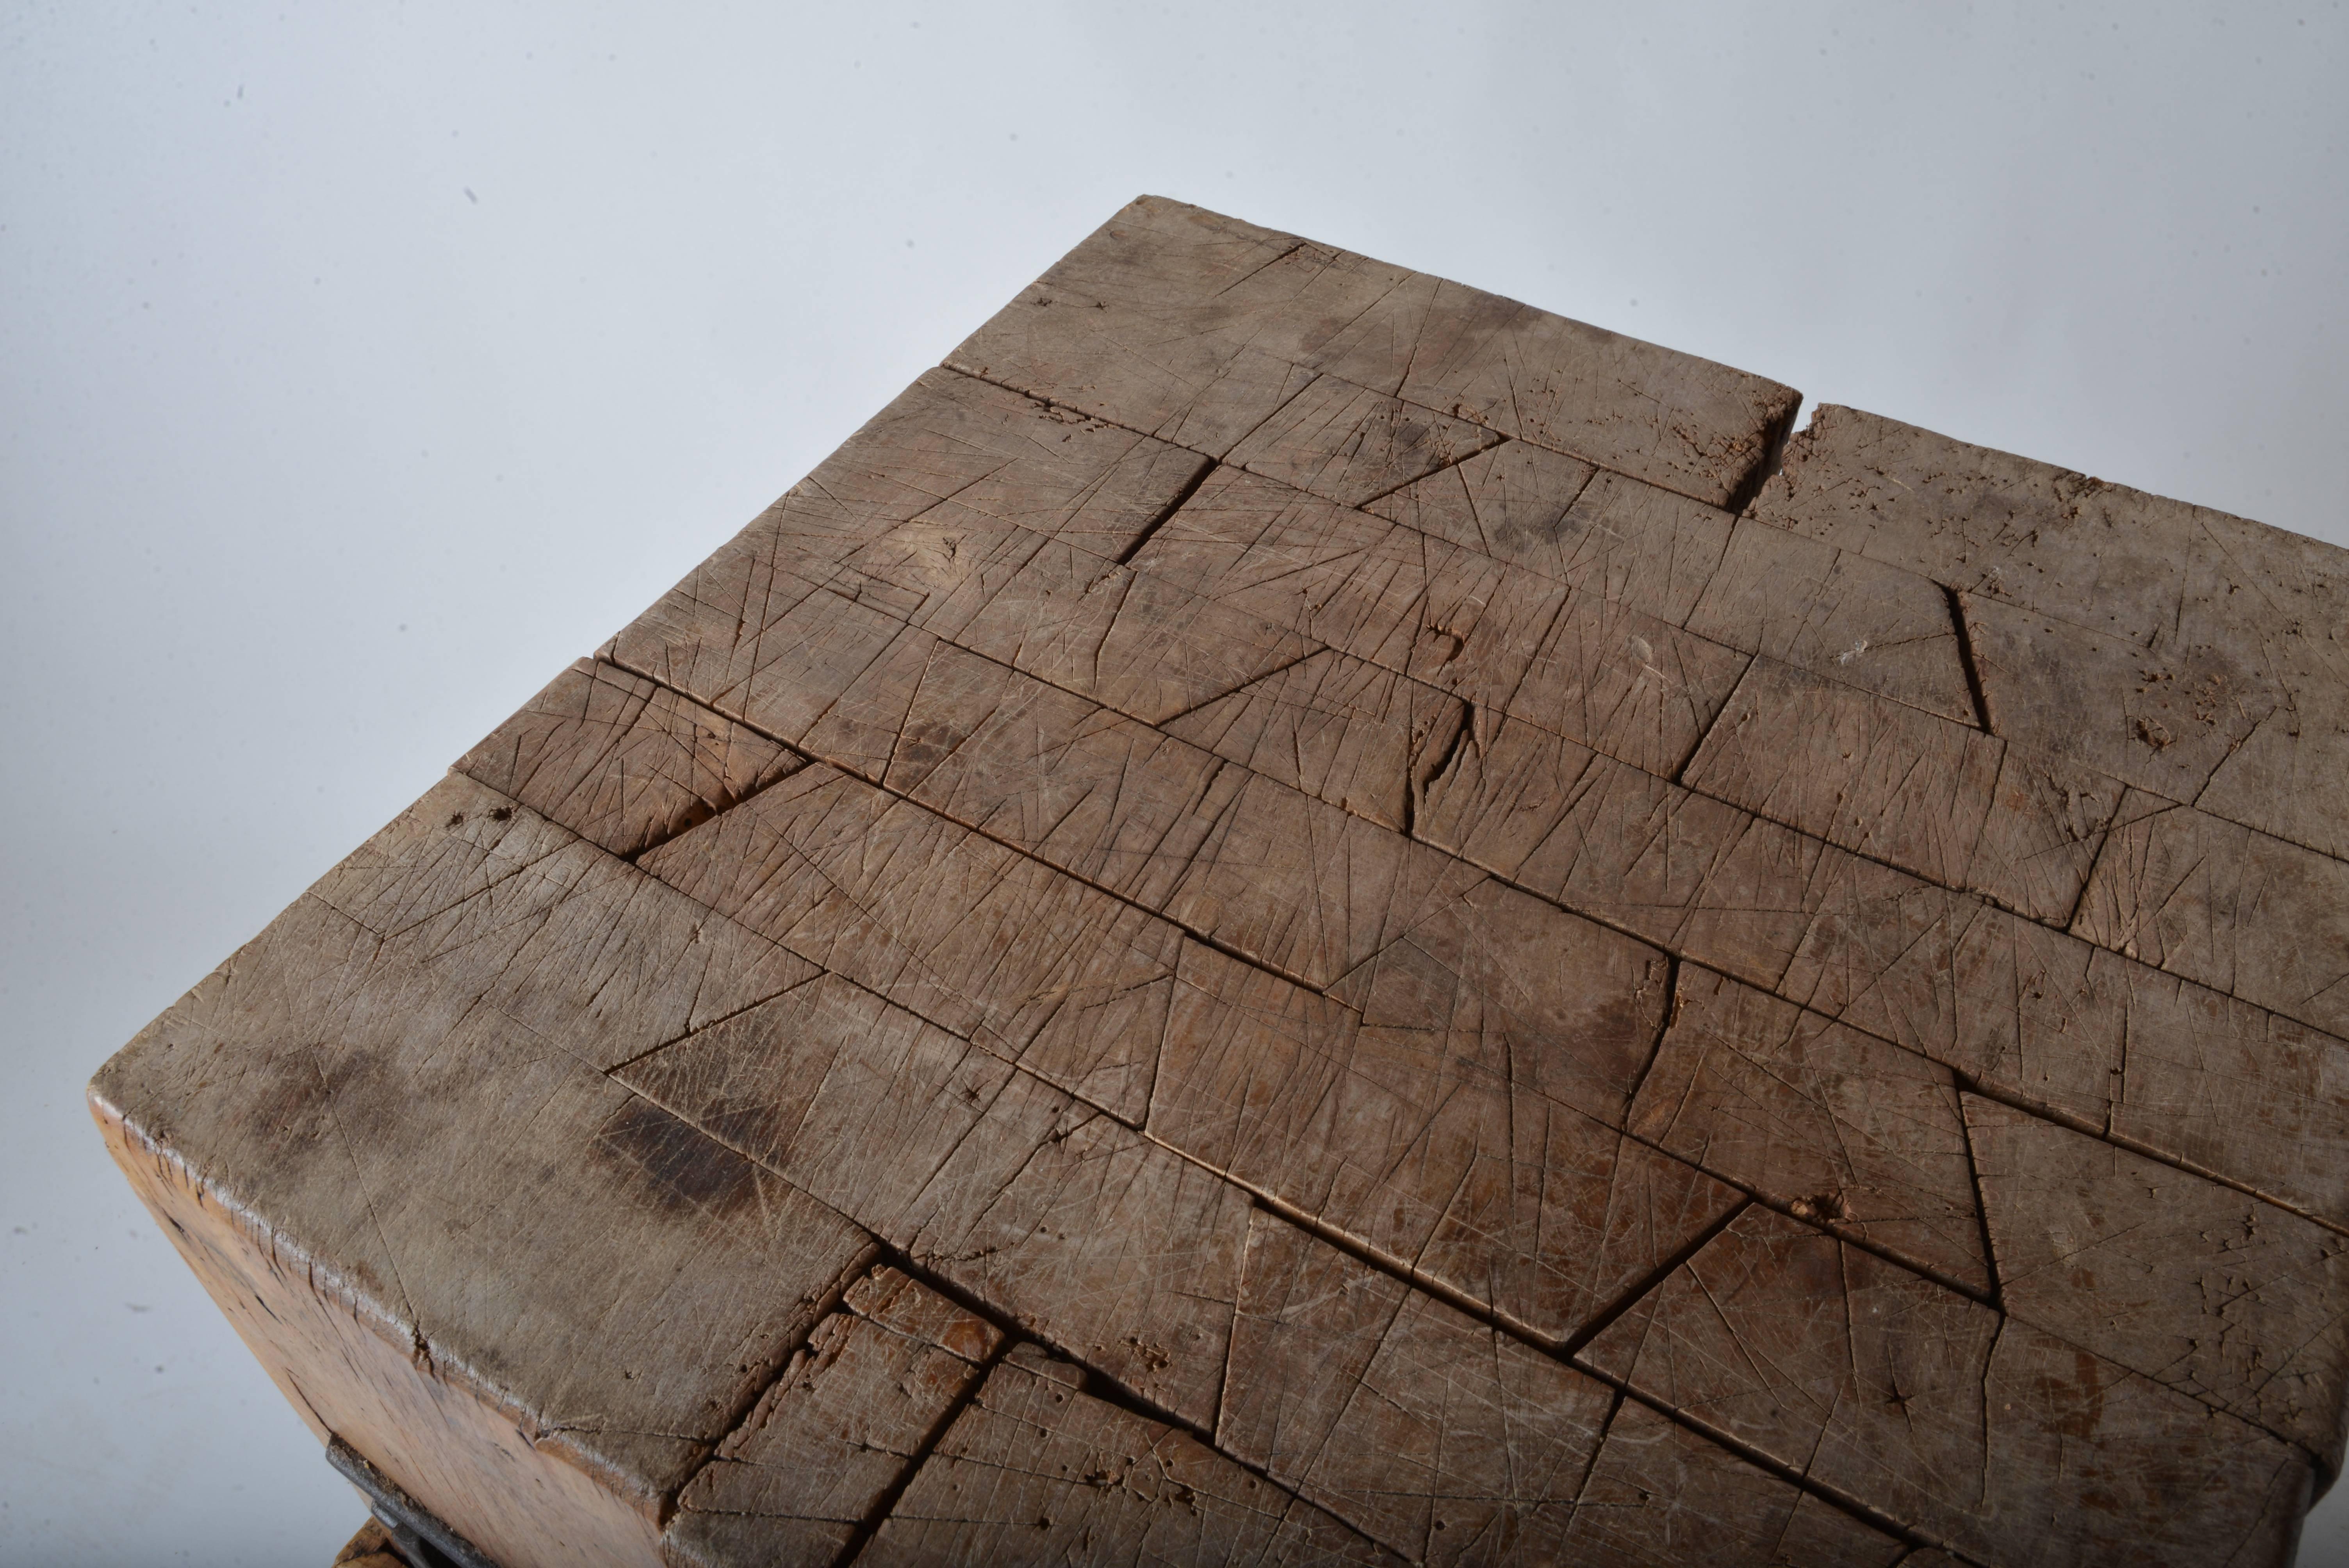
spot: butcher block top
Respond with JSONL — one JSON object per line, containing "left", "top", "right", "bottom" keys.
{"left": 92, "top": 196, "right": 2349, "bottom": 1568}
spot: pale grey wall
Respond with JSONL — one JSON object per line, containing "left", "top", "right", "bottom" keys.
{"left": 4, "top": 3, "right": 2343, "bottom": 1563}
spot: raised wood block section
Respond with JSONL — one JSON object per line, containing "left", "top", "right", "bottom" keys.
{"left": 91, "top": 197, "right": 2347, "bottom": 1568}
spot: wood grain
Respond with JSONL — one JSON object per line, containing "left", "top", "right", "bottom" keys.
{"left": 1558, "top": 1398, "right": 1906, "bottom": 1568}
{"left": 333, "top": 1522, "right": 405, "bottom": 1568}
{"left": 455, "top": 658, "right": 803, "bottom": 859}
{"left": 1224, "top": 374, "right": 1502, "bottom": 508}
{"left": 611, "top": 954, "right": 1249, "bottom": 1431}
{"left": 634, "top": 758, "right": 1183, "bottom": 1123}
{"left": 1154, "top": 939, "right": 1733, "bottom": 1347}
{"left": 1367, "top": 458, "right": 1729, "bottom": 626}
{"left": 1414, "top": 705, "right": 1923, "bottom": 996}
{"left": 1220, "top": 1210, "right": 1616, "bottom": 1564}
{"left": 1775, "top": 873, "right": 2349, "bottom": 1233}
{"left": 1134, "top": 465, "right": 1748, "bottom": 778}
{"left": 1681, "top": 519, "right": 1975, "bottom": 723}
{"left": 1627, "top": 965, "right": 1989, "bottom": 1294}
{"left": 2072, "top": 789, "right": 2349, "bottom": 1037}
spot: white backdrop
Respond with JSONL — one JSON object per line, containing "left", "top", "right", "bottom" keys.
{"left": 4, "top": 4, "right": 2344, "bottom": 1563}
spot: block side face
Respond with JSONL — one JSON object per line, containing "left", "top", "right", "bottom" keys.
{"left": 91, "top": 1096, "right": 665, "bottom": 1568}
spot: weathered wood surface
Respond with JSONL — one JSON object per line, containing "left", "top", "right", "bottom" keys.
{"left": 1966, "top": 1096, "right": 2349, "bottom": 1470}
{"left": 1579, "top": 1206, "right": 2315, "bottom": 1568}
{"left": 99, "top": 197, "right": 2349, "bottom": 1568}
{"left": 1684, "top": 657, "right": 2126, "bottom": 923}
{"left": 945, "top": 196, "right": 1799, "bottom": 509}
{"left": 859, "top": 1343, "right": 1400, "bottom": 1567}
{"left": 1750, "top": 402, "right": 2349, "bottom": 864}
{"left": 665, "top": 1267, "right": 1002, "bottom": 1567}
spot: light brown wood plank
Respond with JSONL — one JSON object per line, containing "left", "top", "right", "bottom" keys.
{"left": 946, "top": 196, "right": 1799, "bottom": 507}
{"left": 2073, "top": 789, "right": 2349, "bottom": 1038}
{"left": 1683, "top": 656, "right": 2126, "bottom": 925}
{"left": 1161, "top": 648, "right": 1468, "bottom": 834}
{"left": 616, "top": 960, "right": 1249, "bottom": 1433}
{"left": 1627, "top": 965, "right": 1989, "bottom": 1294}
{"left": 1558, "top": 1398, "right": 1907, "bottom": 1568}
{"left": 635, "top": 761, "right": 1182, "bottom": 1123}
{"left": 610, "top": 971, "right": 1029, "bottom": 1235}
{"left": 870, "top": 642, "right": 1467, "bottom": 991}
{"left": 757, "top": 364, "right": 1212, "bottom": 569}
{"left": 1220, "top": 1210, "right": 1617, "bottom": 1565}
{"left": 1154, "top": 939, "right": 1730, "bottom": 1348}
{"left": 1681, "top": 519, "right": 1975, "bottom": 724}
{"left": 892, "top": 1077, "right": 1250, "bottom": 1434}
{"left": 630, "top": 641, "right": 1709, "bottom": 1351}
{"left": 1224, "top": 374, "right": 1504, "bottom": 508}
{"left": 455, "top": 658, "right": 804, "bottom": 859}
{"left": 1414, "top": 707, "right": 1922, "bottom": 998}
{"left": 663, "top": 1267, "right": 1001, "bottom": 1568}
{"left": 1381, "top": 280, "right": 1800, "bottom": 510}
{"left": 1364, "top": 438, "right": 1609, "bottom": 586}
{"left": 1776, "top": 877, "right": 2349, "bottom": 1231}
{"left": 1966, "top": 1094, "right": 2349, "bottom": 1468}
{"left": 860, "top": 1344, "right": 1402, "bottom": 1566}
{"left": 304, "top": 775, "right": 820, "bottom": 1071}
{"left": 1135, "top": 465, "right": 1748, "bottom": 778}
{"left": 1580, "top": 1206, "right": 2314, "bottom": 1568}
{"left": 1749, "top": 402, "right": 2349, "bottom": 863}
{"left": 1964, "top": 590, "right": 2268, "bottom": 804}
{"left": 838, "top": 518, "right": 1315, "bottom": 727}
{"left": 617, "top": 471, "right": 1308, "bottom": 738}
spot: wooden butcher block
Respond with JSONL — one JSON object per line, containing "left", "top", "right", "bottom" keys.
{"left": 91, "top": 196, "right": 2349, "bottom": 1568}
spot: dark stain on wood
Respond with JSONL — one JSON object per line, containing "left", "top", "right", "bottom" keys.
{"left": 593, "top": 1093, "right": 765, "bottom": 1221}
